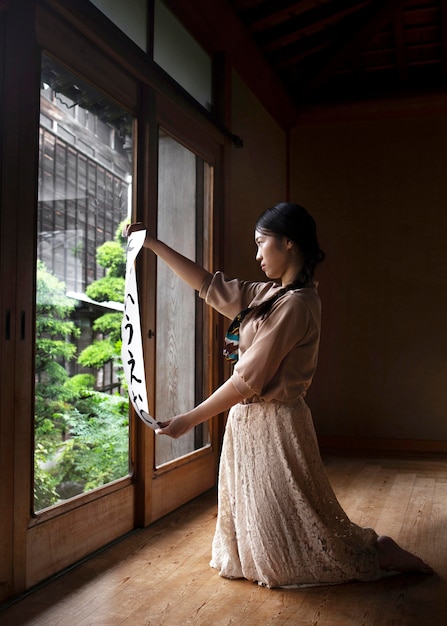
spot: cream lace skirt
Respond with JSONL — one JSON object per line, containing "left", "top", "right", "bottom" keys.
{"left": 210, "top": 398, "right": 382, "bottom": 588}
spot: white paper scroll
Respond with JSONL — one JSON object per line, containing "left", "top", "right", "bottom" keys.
{"left": 121, "top": 229, "right": 160, "bottom": 429}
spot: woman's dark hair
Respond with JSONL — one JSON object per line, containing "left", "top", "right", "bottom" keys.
{"left": 249, "top": 202, "right": 325, "bottom": 320}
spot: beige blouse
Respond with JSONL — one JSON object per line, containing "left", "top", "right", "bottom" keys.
{"left": 199, "top": 271, "right": 322, "bottom": 404}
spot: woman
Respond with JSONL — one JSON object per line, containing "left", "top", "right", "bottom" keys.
{"left": 125, "top": 201, "right": 432, "bottom": 588}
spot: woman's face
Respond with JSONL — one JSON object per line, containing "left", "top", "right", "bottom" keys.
{"left": 255, "top": 229, "right": 296, "bottom": 284}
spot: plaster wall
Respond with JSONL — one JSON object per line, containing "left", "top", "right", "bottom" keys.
{"left": 290, "top": 101, "right": 447, "bottom": 441}
{"left": 225, "top": 71, "right": 287, "bottom": 280}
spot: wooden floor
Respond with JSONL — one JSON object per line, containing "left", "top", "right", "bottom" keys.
{"left": 1, "top": 453, "right": 447, "bottom": 625}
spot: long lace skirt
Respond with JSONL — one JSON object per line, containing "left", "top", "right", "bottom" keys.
{"left": 210, "top": 398, "right": 383, "bottom": 588}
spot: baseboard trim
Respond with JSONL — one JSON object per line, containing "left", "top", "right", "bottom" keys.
{"left": 318, "top": 436, "right": 447, "bottom": 455}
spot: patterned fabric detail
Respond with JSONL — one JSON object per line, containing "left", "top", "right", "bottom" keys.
{"left": 223, "top": 307, "right": 251, "bottom": 363}
{"left": 210, "top": 399, "right": 382, "bottom": 588}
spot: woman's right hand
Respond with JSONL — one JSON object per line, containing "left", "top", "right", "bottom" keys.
{"left": 123, "top": 222, "right": 211, "bottom": 290}
{"left": 122, "top": 222, "right": 147, "bottom": 238}
{"left": 123, "top": 223, "right": 158, "bottom": 250}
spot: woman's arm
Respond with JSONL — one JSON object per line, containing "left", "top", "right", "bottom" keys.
{"left": 124, "top": 223, "right": 242, "bottom": 439}
{"left": 155, "top": 378, "right": 246, "bottom": 439}
{"left": 124, "top": 222, "right": 211, "bottom": 291}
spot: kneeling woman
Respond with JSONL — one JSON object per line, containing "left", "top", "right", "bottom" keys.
{"left": 125, "top": 201, "right": 433, "bottom": 588}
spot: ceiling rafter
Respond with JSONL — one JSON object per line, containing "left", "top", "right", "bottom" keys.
{"left": 169, "top": 0, "right": 447, "bottom": 110}
{"left": 255, "top": 0, "right": 369, "bottom": 48}
{"left": 236, "top": 0, "right": 320, "bottom": 31}
{"left": 301, "top": 0, "right": 408, "bottom": 94}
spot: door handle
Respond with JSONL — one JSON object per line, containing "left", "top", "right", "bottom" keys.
{"left": 5, "top": 309, "right": 11, "bottom": 340}
{"left": 20, "top": 311, "right": 25, "bottom": 340}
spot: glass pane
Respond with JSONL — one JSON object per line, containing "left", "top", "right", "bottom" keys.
{"left": 154, "top": 0, "right": 213, "bottom": 111}
{"left": 89, "top": 0, "right": 148, "bottom": 51}
{"left": 155, "top": 129, "right": 212, "bottom": 467}
{"left": 35, "top": 55, "right": 134, "bottom": 512}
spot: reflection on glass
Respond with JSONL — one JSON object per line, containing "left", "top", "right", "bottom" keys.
{"left": 155, "top": 129, "right": 212, "bottom": 467}
{"left": 34, "top": 55, "right": 134, "bottom": 512}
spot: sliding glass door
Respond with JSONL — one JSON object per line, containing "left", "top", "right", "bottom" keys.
{"left": 155, "top": 129, "right": 212, "bottom": 468}
{"left": 35, "top": 54, "right": 134, "bottom": 513}
{"left": 19, "top": 52, "right": 139, "bottom": 589}
{"left": 143, "top": 97, "right": 221, "bottom": 522}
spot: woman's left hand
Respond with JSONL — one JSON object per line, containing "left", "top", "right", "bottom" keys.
{"left": 156, "top": 414, "right": 195, "bottom": 439}
{"left": 154, "top": 377, "right": 245, "bottom": 439}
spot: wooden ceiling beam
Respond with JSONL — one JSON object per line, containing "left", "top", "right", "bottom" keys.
{"left": 263, "top": 4, "right": 370, "bottom": 55}
{"left": 256, "top": 0, "right": 368, "bottom": 47}
{"left": 240, "top": 0, "right": 326, "bottom": 33}
{"left": 163, "top": 0, "right": 298, "bottom": 130}
{"left": 304, "top": 0, "right": 408, "bottom": 94}
{"left": 270, "top": 27, "right": 333, "bottom": 65}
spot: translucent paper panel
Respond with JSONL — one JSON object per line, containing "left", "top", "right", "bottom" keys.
{"left": 155, "top": 130, "right": 212, "bottom": 467}
{"left": 89, "top": 0, "right": 148, "bottom": 51}
{"left": 154, "top": 0, "right": 213, "bottom": 111}
{"left": 35, "top": 55, "right": 133, "bottom": 511}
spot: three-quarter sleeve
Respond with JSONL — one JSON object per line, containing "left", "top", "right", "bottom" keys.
{"left": 199, "top": 271, "right": 279, "bottom": 320}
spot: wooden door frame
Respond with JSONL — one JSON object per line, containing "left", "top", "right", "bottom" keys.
{"left": 0, "top": 2, "right": 30, "bottom": 604}
{"left": 22, "top": 7, "right": 142, "bottom": 592}
{"left": 0, "top": 0, "right": 45, "bottom": 600}
{"left": 136, "top": 91, "right": 224, "bottom": 525}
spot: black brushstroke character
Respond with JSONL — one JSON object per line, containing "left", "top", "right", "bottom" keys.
{"left": 123, "top": 313, "right": 134, "bottom": 344}
{"left": 127, "top": 349, "right": 142, "bottom": 384}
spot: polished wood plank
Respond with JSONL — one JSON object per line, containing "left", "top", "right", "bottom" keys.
{"left": 1, "top": 454, "right": 446, "bottom": 625}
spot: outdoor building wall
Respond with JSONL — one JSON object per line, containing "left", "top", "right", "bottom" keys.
{"left": 290, "top": 100, "right": 447, "bottom": 443}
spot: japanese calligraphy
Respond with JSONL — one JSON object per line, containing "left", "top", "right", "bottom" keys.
{"left": 121, "top": 229, "right": 160, "bottom": 429}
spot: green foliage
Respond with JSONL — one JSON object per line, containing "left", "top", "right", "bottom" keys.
{"left": 34, "top": 443, "right": 60, "bottom": 510}
{"left": 36, "top": 260, "right": 77, "bottom": 316}
{"left": 93, "top": 312, "right": 122, "bottom": 342}
{"left": 35, "top": 261, "right": 80, "bottom": 359}
{"left": 65, "top": 373, "right": 96, "bottom": 394}
{"left": 36, "top": 339, "right": 77, "bottom": 369}
{"left": 96, "top": 240, "right": 126, "bottom": 277}
{"left": 55, "top": 392, "right": 129, "bottom": 493}
{"left": 35, "top": 264, "right": 80, "bottom": 432}
{"left": 34, "top": 223, "right": 130, "bottom": 512}
{"left": 35, "top": 389, "right": 129, "bottom": 509}
{"left": 85, "top": 275, "right": 125, "bottom": 303}
{"left": 116, "top": 219, "right": 130, "bottom": 245}
{"left": 77, "top": 338, "right": 117, "bottom": 369}
{"left": 79, "top": 223, "right": 126, "bottom": 368}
